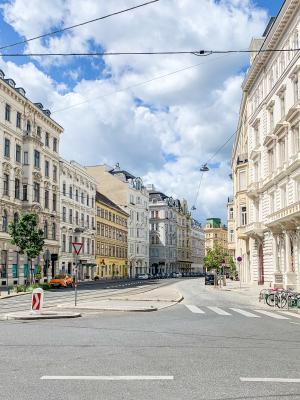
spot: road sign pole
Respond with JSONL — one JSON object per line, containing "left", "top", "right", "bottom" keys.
{"left": 75, "top": 253, "right": 78, "bottom": 307}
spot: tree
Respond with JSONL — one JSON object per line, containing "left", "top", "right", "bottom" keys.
{"left": 8, "top": 212, "right": 44, "bottom": 284}
{"left": 204, "top": 243, "right": 226, "bottom": 272}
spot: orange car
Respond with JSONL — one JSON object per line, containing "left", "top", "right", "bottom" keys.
{"left": 50, "top": 274, "right": 74, "bottom": 288}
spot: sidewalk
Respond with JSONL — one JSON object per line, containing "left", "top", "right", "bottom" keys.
{"left": 58, "top": 284, "right": 183, "bottom": 312}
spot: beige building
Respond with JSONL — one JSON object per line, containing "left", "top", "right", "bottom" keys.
{"left": 86, "top": 163, "right": 149, "bottom": 277}
{"left": 231, "top": 1, "right": 300, "bottom": 289}
{"left": 0, "top": 69, "right": 63, "bottom": 287}
{"left": 191, "top": 219, "right": 205, "bottom": 273}
{"left": 227, "top": 197, "right": 236, "bottom": 258}
{"left": 204, "top": 218, "right": 228, "bottom": 255}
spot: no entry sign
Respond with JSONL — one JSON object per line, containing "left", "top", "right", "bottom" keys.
{"left": 31, "top": 288, "right": 44, "bottom": 314}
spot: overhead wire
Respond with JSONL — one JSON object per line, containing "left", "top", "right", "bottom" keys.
{"left": 0, "top": 0, "right": 160, "bottom": 50}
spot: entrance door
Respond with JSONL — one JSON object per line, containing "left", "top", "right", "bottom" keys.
{"left": 258, "top": 243, "right": 264, "bottom": 285}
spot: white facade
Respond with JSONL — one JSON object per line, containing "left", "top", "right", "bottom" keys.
{"left": 148, "top": 187, "right": 177, "bottom": 274}
{"left": 0, "top": 69, "right": 63, "bottom": 286}
{"left": 191, "top": 219, "right": 205, "bottom": 273}
{"left": 232, "top": 0, "right": 300, "bottom": 289}
{"left": 59, "top": 159, "right": 96, "bottom": 280}
{"left": 86, "top": 164, "right": 149, "bottom": 277}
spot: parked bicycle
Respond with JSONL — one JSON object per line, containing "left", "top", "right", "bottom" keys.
{"left": 259, "top": 288, "right": 300, "bottom": 309}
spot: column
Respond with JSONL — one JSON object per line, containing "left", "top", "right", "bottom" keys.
{"left": 285, "top": 231, "right": 291, "bottom": 272}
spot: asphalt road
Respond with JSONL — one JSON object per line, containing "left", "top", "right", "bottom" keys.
{"left": 1, "top": 278, "right": 300, "bottom": 400}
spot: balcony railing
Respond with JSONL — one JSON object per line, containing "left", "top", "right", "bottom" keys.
{"left": 267, "top": 201, "right": 300, "bottom": 225}
{"left": 244, "top": 222, "right": 265, "bottom": 237}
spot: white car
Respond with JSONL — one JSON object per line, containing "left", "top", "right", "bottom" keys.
{"left": 136, "top": 274, "right": 149, "bottom": 280}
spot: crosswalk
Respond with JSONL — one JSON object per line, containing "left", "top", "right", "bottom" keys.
{"left": 184, "top": 304, "right": 300, "bottom": 320}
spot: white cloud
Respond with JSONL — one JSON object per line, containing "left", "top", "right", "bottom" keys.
{"left": 0, "top": 0, "right": 269, "bottom": 222}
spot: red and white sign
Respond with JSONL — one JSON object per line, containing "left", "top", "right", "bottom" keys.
{"left": 72, "top": 242, "right": 83, "bottom": 255}
{"left": 31, "top": 288, "right": 44, "bottom": 314}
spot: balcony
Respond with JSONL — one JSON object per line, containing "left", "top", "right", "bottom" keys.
{"left": 266, "top": 201, "right": 300, "bottom": 229}
{"left": 244, "top": 222, "right": 265, "bottom": 238}
{"left": 236, "top": 226, "right": 247, "bottom": 239}
{"left": 247, "top": 181, "right": 261, "bottom": 198}
{"left": 249, "top": 145, "right": 260, "bottom": 161}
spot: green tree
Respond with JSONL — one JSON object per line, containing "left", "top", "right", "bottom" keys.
{"left": 204, "top": 243, "right": 226, "bottom": 272}
{"left": 8, "top": 213, "right": 44, "bottom": 284}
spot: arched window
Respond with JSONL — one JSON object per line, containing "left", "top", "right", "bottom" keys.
{"left": 52, "top": 223, "right": 56, "bottom": 240}
{"left": 2, "top": 210, "right": 8, "bottom": 232}
{"left": 44, "top": 220, "right": 48, "bottom": 239}
{"left": 13, "top": 212, "right": 19, "bottom": 224}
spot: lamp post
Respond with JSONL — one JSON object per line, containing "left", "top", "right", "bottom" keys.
{"left": 236, "top": 256, "right": 242, "bottom": 288}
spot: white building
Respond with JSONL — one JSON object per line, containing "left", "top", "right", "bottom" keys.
{"left": 232, "top": 0, "right": 300, "bottom": 290}
{"left": 191, "top": 219, "right": 205, "bottom": 273}
{"left": 59, "top": 159, "right": 96, "bottom": 280}
{"left": 86, "top": 163, "right": 149, "bottom": 277}
{"left": 0, "top": 69, "right": 63, "bottom": 287}
{"left": 148, "top": 187, "right": 177, "bottom": 275}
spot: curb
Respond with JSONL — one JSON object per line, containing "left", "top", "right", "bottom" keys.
{"left": 4, "top": 311, "right": 81, "bottom": 320}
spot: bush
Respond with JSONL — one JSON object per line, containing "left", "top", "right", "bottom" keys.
{"left": 39, "top": 283, "right": 51, "bottom": 290}
{"left": 16, "top": 285, "right": 27, "bottom": 293}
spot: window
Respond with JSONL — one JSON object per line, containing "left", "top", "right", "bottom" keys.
{"left": 69, "top": 186, "right": 72, "bottom": 199}
{"left": 279, "top": 138, "right": 286, "bottom": 165}
{"left": 15, "top": 178, "right": 20, "bottom": 199}
{"left": 91, "top": 197, "right": 94, "bottom": 208}
{"left": 52, "top": 193, "right": 57, "bottom": 211}
{"left": 294, "top": 78, "right": 299, "bottom": 104}
{"left": 92, "top": 240, "right": 94, "bottom": 256}
{"left": 16, "top": 144, "right": 21, "bottom": 163}
{"left": 270, "top": 192, "right": 275, "bottom": 213}
{"left": 16, "top": 112, "right": 21, "bottom": 128}
{"left": 44, "top": 190, "right": 49, "bottom": 209}
{"left": 2, "top": 210, "right": 8, "bottom": 232}
{"left": 23, "top": 151, "right": 29, "bottom": 165}
{"left": 81, "top": 213, "right": 84, "bottom": 227}
{"left": 45, "top": 160, "right": 49, "bottom": 177}
{"left": 14, "top": 212, "right": 19, "bottom": 224}
{"left": 3, "top": 174, "right": 9, "bottom": 196}
{"left": 5, "top": 104, "right": 11, "bottom": 121}
{"left": 268, "top": 148, "right": 275, "bottom": 173}
{"left": 229, "top": 207, "right": 233, "bottom": 220}
{"left": 92, "top": 217, "right": 94, "bottom": 229}
{"left": 44, "top": 220, "right": 48, "bottom": 239}
{"left": 69, "top": 236, "right": 72, "bottom": 253}
{"left": 63, "top": 183, "right": 66, "bottom": 196}
{"left": 26, "top": 120, "right": 31, "bottom": 134}
{"left": 33, "top": 182, "right": 40, "bottom": 202}
{"left": 4, "top": 138, "right": 10, "bottom": 158}
{"left": 34, "top": 150, "right": 40, "bottom": 168}
{"left": 87, "top": 194, "right": 89, "bottom": 206}
{"left": 81, "top": 192, "right": 84, "bottom": 204}
{"left": 45, "top": 132, "right": 49, "bottom": 147}
{"left": 87, "top": 215, "right": 89, "bottom": 228}
{"left": 87, "top": 239, "right": 90, "bottom": 254}
{"left": 53, "top": 138, "right": 58, "bottom": 152}
{"left": 62, "top": 234, "right": 66, "bottom": 252}
{"left": 239, "top": 170, "right": 246, "bottom": 191}
{"left": 62, "top": 207, "right": 66, "bottom": 222}
{"left": 52, "top": 223, "right": 56, "bottom": 240}
{"left": 241, "top": 206, "right": 247, "bottom": 226}
{"left": 280, "top": 93, "right": 285, "bottom": 118}
{"left": 53, "top": 165, "right": 57, "bottom": 181}
{"left": 69, "top": 209, "right": 73, "bottom": 224}
{"left": 281, "top": 185, "right": 287, "bottom": 208}
{"left": 130, "top": 194, "right": 135, "bottom": 204}
{"left": 23, "top": 184, "right": 28, "bottom": 201}
{"left": 254, "top": 125, "right": 259, "bottom": 147}
{"left": 36, "top": 126, "right": 41, "bottom": 137}
{"left": 75, "top": 189, "right": 78, "bottom": 202}
{"left": 75, "top": 211, "right": 79, "bottom": 225}
{"left": 269, "top": 107, "right": 274, "bottom": 132}
{"left": 292, "top": 124, "right": 300, "bottom": 154}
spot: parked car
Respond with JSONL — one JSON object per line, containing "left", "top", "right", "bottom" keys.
{"left": 172, "top": 272, "right": 182, "bottom": 278}
{"left": 50, "top": 274, "right": 73, "bottom": 288}
{"left": 205, "top": 273, "right": 216, "bottom": 285}
{"left": 136, "top": 274, "right": 149, "bottom": 280}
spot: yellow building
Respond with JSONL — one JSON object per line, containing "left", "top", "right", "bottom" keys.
{"left": 204, "top": 218, "right": 228, "bottom": 255}
{"left": 95, "top": 192, "right": 129, "bottom": 279}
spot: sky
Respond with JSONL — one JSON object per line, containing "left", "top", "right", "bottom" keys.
{"left": 0, "top": 0, "right": 284, "bottom": 225}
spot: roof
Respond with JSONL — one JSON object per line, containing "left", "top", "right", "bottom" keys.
{"left": 109, "top": 169, "right": 136, "bottom": 180}
{"left": 96, "top": 192, "right": 129, "bottom": 216}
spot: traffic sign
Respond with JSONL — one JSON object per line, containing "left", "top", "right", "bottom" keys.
{"left": 31, "top": 288, "right": 44, "bottom": 314}
{"left": 72, "top": 242, "right": 83, "bottom": 255}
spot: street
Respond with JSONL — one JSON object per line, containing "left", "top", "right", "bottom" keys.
{"left": 1, "top": 278, "right": 300, "bottom": 400}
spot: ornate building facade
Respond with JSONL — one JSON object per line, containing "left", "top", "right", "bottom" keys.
{"left": 59, "top": 159, "right": 96, "bottom": 280}
{"left": 0, "top": 69, "right": 63, "bottom": 286}
{"left": 231, "top": 0, "right": 300, "bottom": 289}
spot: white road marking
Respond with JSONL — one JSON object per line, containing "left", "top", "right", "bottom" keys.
{"left": 254, "top": 310, "right": 289, "bottom": 319}
{"left": 240, "top": 377, "right": 300, "bottom": 383}
{"left": 207, "top": 306, "right": 231, "bottom": 316}
{"left": 185, "top": 305, "right": 205, "bottom": 314}
{"left": 280, "top": 311, "right": 300, "bottom": 319}
{"left": 229, "top": 308, "right": 260, "bottom": 318}
{"left": 41, "top": 376, "right": 174, "bottom": 381}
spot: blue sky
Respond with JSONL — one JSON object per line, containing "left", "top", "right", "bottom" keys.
{"left": 0, "top": 0, "right": 285, "bottom": 223}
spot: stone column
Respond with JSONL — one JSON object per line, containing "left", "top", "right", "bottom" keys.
{"left": 285, "top": 231, "right": 291, "bottom": 272}
{"left": 285, "top": 230, "right": 297, "bottom": 289}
